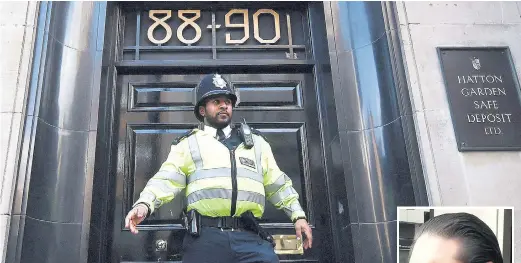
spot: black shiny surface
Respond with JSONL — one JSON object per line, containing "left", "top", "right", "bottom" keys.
{"left": 48, "top": 2, "right": 98, "bottom": 52}
{"left": 38, "top": 35, "right": 96, "bottom": 130}
{"left": 88, "top": 3, "right": 121, "bottom": 262}
{"left": 20, "top": 216, "right": 83, "bottom": 263}
{"left": 325, "top": 1, "right": 424, "bottom": 262}
{"left": 354, "top": 221, "right": 397, "bottom": 262}
{"left": 329, "top": 135, "right": 351, "bottom": 231}
{"left": 9, "top": 2, "right": 108, "bottom": 263}
{"left": 399, "top": 114, "right": 428, "bottom": 205}
{"left": 25, "top": 118, "right": 91, "bottom": 223}
{"left": 110, "top": 72, "right": 331, "bottom": 262}
{"left": 5, "top": 215, "right": 24, "bottom": 263}
{"left": 345, "top": 119, "right": 415, "bottom": 223}
{"left": 334, "top": 51, "right": 362, "bottom": 131}
{"left": 333, "top": 2, "right": 400, "bottom": 131}
{"left": 351, "top": 224, "right": 367, "bottom": 263}
{"left": 344, "top": 224, "right": 361, "bottom": 263}
{"left": 382, "top": 2, "right": 428, "bottom": 207}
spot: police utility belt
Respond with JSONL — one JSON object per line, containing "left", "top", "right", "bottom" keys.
{"left": 186, "top": 210, "right": 246, "bottom": 231}
{"left": 184, "top": 210, "right": 275, "bottom": 247}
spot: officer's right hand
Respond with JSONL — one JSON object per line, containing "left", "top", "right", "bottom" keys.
{"left": 125, "top": 204, "right": 149, "bottom": 234}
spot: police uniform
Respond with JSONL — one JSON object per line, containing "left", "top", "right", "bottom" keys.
{"left": 133, "top": 74, "right": 307, "bottom": 263}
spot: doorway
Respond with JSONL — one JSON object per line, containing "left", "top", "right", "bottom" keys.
{"left": 91, "top": 2, "right": 342, "bottom": 263}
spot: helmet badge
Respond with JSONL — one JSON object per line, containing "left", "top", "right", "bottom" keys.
{"left": 212, "top": 74, "right": 227, "bottom": 89}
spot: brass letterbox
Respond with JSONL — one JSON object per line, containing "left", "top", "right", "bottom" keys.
{"left": 272, "top": 234, "right": 303, "bottom": 255}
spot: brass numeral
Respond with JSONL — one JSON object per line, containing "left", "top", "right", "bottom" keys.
{"left": 253, "top": 9, "right": 280, "bottom": 44}
{"left": 148, "top": 10, "right": 173, "bottom": 45}
{"left": 177, "top": 10, "right": 202, "bottom": 45}
{"left": 225, "top": 9, "right": 250, "bottom": 44}
{"left": 147, "top": 9, "right": 284, "bottom": 46}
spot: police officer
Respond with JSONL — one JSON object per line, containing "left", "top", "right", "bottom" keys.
{"left": 125, "top": 73, "right": 313, "bottom": 263}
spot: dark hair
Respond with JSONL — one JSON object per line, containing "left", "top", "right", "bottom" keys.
{"left": 410, "top": 212, "right": 503, "bottom": 263}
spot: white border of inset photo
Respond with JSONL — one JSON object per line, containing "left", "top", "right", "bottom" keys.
{"left": 397, "top": 206, "right": 514, "bottom": 263}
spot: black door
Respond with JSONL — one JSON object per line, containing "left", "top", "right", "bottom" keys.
{"left": 111, "top": 72, "right": 333, "bottom": 263}
{"left": 104, "top": 2, "right": 337, "bottom": 262}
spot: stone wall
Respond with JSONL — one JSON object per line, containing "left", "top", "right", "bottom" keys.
{"left": 396, "top": 1, "right": 521, "bottom": 260}
{"left": 0, "top": 2, "right": 38, "bottom": 262}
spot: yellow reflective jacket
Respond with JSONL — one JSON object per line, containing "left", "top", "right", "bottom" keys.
{"left": 133, "top": 127, "right": 306, "bottom": 221}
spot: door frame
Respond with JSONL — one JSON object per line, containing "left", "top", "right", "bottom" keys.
{"left": 89, "top": 2, "right": 345, "bottom": 263}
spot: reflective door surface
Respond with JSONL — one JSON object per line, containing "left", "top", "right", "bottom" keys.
{"left": 110, "top": 73, "right": 334, "bottom": 262}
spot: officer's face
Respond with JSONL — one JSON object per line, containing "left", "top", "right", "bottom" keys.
{"left": 199, "top": 95, "right": 233, "bottom": 128}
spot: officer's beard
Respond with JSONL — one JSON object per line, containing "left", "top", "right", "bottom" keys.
{"left": 204, "top": 113, "right": 231, "bottom": 129}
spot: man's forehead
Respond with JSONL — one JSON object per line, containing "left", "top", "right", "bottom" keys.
{"left": 208, "top": 95, "right": 231, "bottom": 101}
{"left": 409, "top": 234, "right": 462, "bottom": 263}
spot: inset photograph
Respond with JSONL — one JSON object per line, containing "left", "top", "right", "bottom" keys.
{"left": 398, "top": 207, "right": 513, "bottom": 263}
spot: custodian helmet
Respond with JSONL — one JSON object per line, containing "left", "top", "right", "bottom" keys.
{"left": 193, "top": 73, "right": 238, "bottom": 121}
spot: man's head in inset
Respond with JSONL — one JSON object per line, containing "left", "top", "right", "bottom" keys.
{"left": 409, "top": 212, "right": 503, "bottom": 263}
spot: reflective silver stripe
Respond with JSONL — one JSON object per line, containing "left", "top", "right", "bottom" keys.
{"left": 187, "top": 189, "right": 231, "bottom": 205}
{"left": 237, "top": 168, "right": 263, "bottom": 184}
{"left": 268, "top": 187, "right": 298, "bottom": 205}
{"left": 188, "top": 135, "right": 203, "bottom": 169}
{"left": 282, "top": 202, "right": 304, "bottom": 216}
{"left": 136, "top": 191, "right": 161, "bottom": 211}
{"left": 188, "top": 168, "right": 231, "bottom": 183}
{"left": 155, "top": 170, "right": 186, "bottom": 186}
{"left": 253, "top": 135, "right": 263, "bottom": 175}
{"left": 290, "top": 202, "right": 303, "bottom": 211}
{"left": 264, "top": 173, "right": 289, "bottom": 194}
{"left": 146, "top": 180, "right": 183, "bottom": 194}
{"left": 238, "top": 190, "right": 265, "bottom": 207}
{"left": 137, "top": 191, "right": 156, "bottom": 203}
{"left": 187, "top": 189, "right": 265, "bottom": 206}
{"left": 188, "top": 167, "right": 263, "bottom": 184}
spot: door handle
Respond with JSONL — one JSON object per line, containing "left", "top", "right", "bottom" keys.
{"left": 155, "top": 239, "right": 168, "bottom": 251}
{"left": 272, "top": 234, "right": 303, "bottom": 255}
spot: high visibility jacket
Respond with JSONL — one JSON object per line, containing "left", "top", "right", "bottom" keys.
{"left": 133, "top": 128, "right": 306, "bottom": 221}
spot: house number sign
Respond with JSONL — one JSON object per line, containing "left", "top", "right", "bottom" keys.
{"left": 147, "top": 9, "right": 288, "bottom": 45}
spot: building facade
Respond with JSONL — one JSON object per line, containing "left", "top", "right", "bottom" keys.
{"left": 1, "top": 1, "right": 520, "bottom": 263}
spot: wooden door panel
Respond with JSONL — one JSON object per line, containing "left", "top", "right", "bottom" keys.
{"left": 113, "top": 73, "right": 324, "bottom": 263}
{"left": 253, "top": 124, "right": 309, "bottom": 223}
{"left": 127, "top": 124, "right": 193, "bottom": 225}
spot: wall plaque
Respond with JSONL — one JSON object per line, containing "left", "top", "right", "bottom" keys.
{"left": 438, "top": 47, "right": 521, "bottom": 151}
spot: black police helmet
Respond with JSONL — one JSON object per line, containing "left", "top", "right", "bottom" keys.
{"left": 193, "top": 73, "right": 238, "bottom": 121}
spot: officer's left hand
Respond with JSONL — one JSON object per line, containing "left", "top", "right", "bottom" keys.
{"left": 294, "top": 219, "right": 313, "bottom": 249}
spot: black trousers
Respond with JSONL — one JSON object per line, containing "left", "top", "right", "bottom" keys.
{"left": 182, "top": 227, "right": 279, "bottom": 263}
